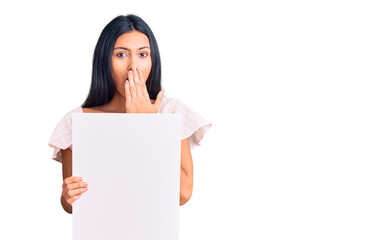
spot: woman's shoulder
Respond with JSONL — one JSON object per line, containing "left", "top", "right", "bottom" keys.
{"left": 160, "top": 96, "right": 206, "bottom": 121}
{"left": 50, "top": 106, "right": 83, "bottom": 137}
{"left": 62, "top": 106, "right": 83, "bottom": 116}
{"left": 56, "top": 106, "right": 83, "bottom": 128}
{"left": 162, "top": 96, "right": 212, "bottom": 149}
{"left": 48, "top": 106, "right": 82, "bottom": 162}
{"left": 159, "top": 96, "right": 184, "bottom": 113}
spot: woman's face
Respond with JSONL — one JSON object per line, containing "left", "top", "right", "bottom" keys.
{"left": 111, "top": 30, "right": 152, "bottom": 97}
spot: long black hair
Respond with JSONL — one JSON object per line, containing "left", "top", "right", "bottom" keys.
{"left": 81, "top": 14, "right": 162, "bottom": 108}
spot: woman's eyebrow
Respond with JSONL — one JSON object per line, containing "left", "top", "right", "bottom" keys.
{"left": 114, "top": 46, "right": 150, "bottom": 50}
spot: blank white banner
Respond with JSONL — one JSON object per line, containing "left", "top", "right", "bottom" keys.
{"left": 72, "top": 113, "right": 182, "bottom": 240}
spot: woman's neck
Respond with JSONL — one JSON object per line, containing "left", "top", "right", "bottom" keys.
{"left": 101, "top": 92, "right": 127, "bottom": 113}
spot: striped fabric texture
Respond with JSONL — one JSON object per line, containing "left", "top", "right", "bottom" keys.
{"left": 48, "top": 96, "right": 212, "bottom": 163}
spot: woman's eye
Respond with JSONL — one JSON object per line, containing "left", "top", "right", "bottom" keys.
{"left": 117, "top": 52, "right": 127, "bottom": 57}
{"left": 139, "top": 52, "right": 148, "bottom": 57}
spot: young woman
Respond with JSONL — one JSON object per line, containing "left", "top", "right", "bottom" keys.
{"left": 48, "top": 14, "right": 211, "bottom": 214}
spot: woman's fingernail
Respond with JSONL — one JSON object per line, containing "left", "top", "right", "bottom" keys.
{"left": 79, "top": 177, "right": 83, "bottom": 181}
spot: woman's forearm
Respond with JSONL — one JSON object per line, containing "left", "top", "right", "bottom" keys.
{"left": 61, "top": 194, "right": 72, "bottom": 214}
{"left": 180, "top": 167, "right": 193, "bottom": 205}
{"left": 179, "top": 138, "right": 194, "bottom": 205}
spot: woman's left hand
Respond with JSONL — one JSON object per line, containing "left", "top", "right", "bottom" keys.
{"left": 124, "top": 68, "right": 164, "bottom": 113}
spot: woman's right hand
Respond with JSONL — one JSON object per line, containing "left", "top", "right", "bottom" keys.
{"left": 125, "top": 68, "right": 164, "bottom": 113}
{"left": 62, "top": 176, "right": 88, "bottom": 206}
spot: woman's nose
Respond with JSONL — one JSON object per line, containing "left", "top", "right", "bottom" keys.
{"left": 129, "top": 56, "right": 138, "bottom": 71}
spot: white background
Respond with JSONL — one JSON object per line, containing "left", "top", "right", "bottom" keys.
{"left": 0, "top": 0, "right": 390, "bottom": 239}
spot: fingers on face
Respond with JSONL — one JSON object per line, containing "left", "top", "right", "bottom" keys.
{"left": 125, "top": 80, "right": 132, "bottom": 101}
{"left": 127, "top": 70, "right": 136, "bottom": 97}
{"left": 131, "top": 68, "right": 149, "bottom": 98}
{"left": 126, "top": 68, "right": 149, "bottom": 100}
{"left": 137, "top": 68, "right": 146, "bottom": 84}
{"left": 132, "top": 68, "right": 141, "bottom": 87}
{"left": 137, "top": 69, "right": 149, "bottom": 98}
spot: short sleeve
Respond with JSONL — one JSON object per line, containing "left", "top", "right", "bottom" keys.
{"left": 48, "top": 112, "right": 73, "bottom": 163}
{"left": 171, "top": 98, "right": 212, "bottom": 150}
